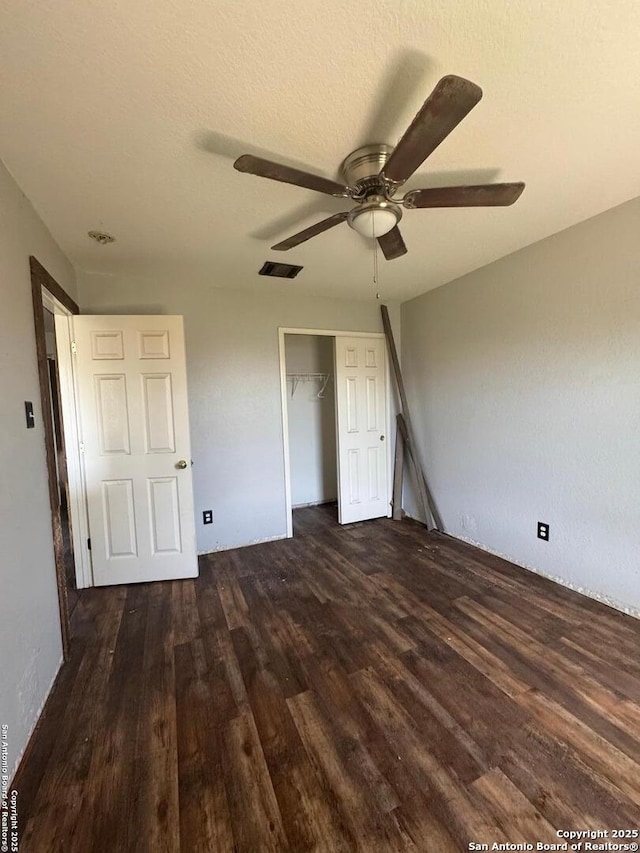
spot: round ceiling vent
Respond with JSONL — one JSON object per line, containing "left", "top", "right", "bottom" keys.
{"left": 88, "top": 230, "right": 116, "bottom": 245}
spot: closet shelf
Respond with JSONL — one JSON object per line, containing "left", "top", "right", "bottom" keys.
{"left": 286, "top": 372, "right": 331, "bottom": 398}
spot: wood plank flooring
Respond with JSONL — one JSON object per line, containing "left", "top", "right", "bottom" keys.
{"left": 14, "top": 504, "right": 640, "bottom": 851}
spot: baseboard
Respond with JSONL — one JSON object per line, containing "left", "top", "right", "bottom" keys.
{"left": 198, "top": 533, "right": 288, "bottom": 556}
{"left": 9, "top": 654, "right": 64, "bottom": 786}
{"left": 404, "top": 511, "right": 640, "bottom": 621}
{"left": 291, "top": 499, "right": 337, "bottom": 509}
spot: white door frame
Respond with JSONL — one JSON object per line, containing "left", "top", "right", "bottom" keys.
{"left": 278, "top": 327, "right": 393, "bottom": 537}
{"left": 43, "top": 290, "right": 93, "bottom": 588}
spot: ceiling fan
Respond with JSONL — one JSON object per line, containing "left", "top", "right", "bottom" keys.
{"left": 233, "top": 75, "right": 525, "bottom": 260}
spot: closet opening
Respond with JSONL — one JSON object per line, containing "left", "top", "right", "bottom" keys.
{"left": 279, "top": 326, "right": 392, "bottom": 537}
{"left": 284, "top": 334, "right": 338, "bottom": 532}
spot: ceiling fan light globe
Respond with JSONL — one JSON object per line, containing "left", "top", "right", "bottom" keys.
{"left": 348, "top": 203, "right": 401, "bottom": 238}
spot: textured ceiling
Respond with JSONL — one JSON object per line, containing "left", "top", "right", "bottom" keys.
{"left": 1, "top": 0, "right": 640, "bottom": 302}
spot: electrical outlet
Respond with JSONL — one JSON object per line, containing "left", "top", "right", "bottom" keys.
{"left": 537, "top": 522, "right": 549, "bottom": 541}
{"left": 203, "top": 510, "right": 213, "bottom": 525}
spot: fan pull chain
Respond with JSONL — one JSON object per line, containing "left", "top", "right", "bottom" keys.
{"left": 372, "top": 214, "right": 381, "bottom": 300}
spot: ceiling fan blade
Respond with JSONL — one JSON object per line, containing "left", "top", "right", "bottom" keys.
{"left": 378, "top": 226, "right": 407, "bottom": 260}
{"left": 234, "top": 154, "right": 349, "bottom": 197}
{"left": 271, "top": 211, "right": 349, "bottom": 250}
{"left": 382, "top": 75, "right": 483, "bottom": 184}
{"left": 404, "top": 182, "right": 525, "bottom": 208}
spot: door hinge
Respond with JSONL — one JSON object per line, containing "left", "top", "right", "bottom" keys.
{"left": 79, "top": 441, "right": 85, "bottom": 454}
{"left": 71, "top": 340, "right": 77, "bottom": 355}
{"left": 87, "top": 537, "right": 91, "bottom": 551}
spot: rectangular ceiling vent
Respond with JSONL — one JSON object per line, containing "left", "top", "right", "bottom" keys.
{"left": 259, "top": 261, "right": 303, "bottom": 279}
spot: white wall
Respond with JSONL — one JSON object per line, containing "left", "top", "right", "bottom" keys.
{"left": 402, "top": 196, "right": 640, "bottom": 614}
{"left": 0, "top": 159, "right": 77, "bottom": 779}
{"left": 285, "top": 335, "right": 337, "bottom": 507}
{"left": 77, "top": 272, "right": 400, "bottom": 553}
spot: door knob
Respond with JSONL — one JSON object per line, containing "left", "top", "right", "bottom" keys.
{"left": 175, "top": 459, "right": 188, "bottom": 469}
{"left": 380, "top": 435, "right": 385, "bottom": 441}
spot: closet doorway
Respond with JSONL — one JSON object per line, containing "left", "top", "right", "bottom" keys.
{"left": 279, "top": 328, "right": 392, "bottom": 537}
{"left": 284, "top": 334, "right": 338, "bottom": 523}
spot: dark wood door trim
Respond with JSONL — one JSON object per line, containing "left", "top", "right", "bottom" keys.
{"left": 30, "top": 256, "right": 80, "bottom": 661}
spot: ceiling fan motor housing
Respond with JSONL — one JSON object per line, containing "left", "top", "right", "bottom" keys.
{"left": 341, "top": 144, "right": 394, "bottom": 194}
{"left": 342, "top": 144, "right": 402, "bottom": 236}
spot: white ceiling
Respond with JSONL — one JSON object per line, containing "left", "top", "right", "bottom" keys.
{"left": 2, "top": 0, "right": 640, "bottom": 302}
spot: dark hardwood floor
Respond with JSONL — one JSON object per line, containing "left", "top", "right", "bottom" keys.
{"left": 14, "top": 505, "right": 640, "bottom": 851}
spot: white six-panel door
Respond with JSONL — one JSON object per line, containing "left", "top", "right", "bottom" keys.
{"left": 73, "top": 315, "right": 198, "bottom": 586}
{"left": 335, "top": 336, "right": 390, "bottom": 524}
